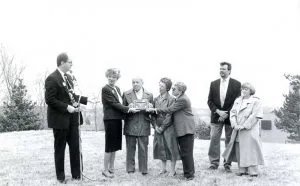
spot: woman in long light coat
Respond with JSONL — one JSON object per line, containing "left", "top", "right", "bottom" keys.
{"left": 223, "top": 82, "right": 264, "bottom": 177}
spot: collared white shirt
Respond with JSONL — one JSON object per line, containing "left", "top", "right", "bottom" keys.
{"left": 57, "top": 68, "right": 66, "bottom": 81}
{"left": 114, "top": 87, "right": 123, "bottom": 103}
{"left": 220, "top": 76, "right": 230, "bottom": 108}
{"left": 135, "top": 88, "right": 144, "bottom": 100}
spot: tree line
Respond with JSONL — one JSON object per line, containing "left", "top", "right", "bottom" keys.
{"left": 0, "top": 44, "right": 299, "bottom": 142}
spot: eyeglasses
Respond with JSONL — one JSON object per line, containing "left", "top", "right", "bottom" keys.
{"left": 65, "top": 61, "right": 72, "bottom": 64}
{"left": 241, "top": 87, "right": 249, "bottom": 91}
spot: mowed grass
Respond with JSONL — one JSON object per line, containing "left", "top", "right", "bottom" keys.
{"left": 1, "top": 130, "right": 300, "bottom": 186}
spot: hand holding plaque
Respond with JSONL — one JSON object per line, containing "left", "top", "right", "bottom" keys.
{"left": 128, "top": 107, "right": 140, "bottom": 113}
{"left": 133, "top": 99, "right": 149, "bottom": 110}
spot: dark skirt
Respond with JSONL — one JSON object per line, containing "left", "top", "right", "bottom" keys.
{"left": 104, "top": 119, "right": 122, "bottom": 152}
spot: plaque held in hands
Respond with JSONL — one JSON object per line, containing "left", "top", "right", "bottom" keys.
{"left": 133, "top": 99, "right": 149, "bottom": 110}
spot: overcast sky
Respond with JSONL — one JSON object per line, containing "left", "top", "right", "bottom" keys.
{"left": 0, "top": 0, "right": 300, "bottom": 108}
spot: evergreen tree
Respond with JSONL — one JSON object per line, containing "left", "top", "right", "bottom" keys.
{"left": 0, "top": 78, "right": 41, "bottom": 132}
{"left": 274, "top": 74, "right": 300, "bottom": 141}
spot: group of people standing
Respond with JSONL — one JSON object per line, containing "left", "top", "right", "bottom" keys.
{"left": 45, "top": 53, "right": 264, "bottom": 184}
{"left": 102, "top": 70, "right": 195, "bottom": 180}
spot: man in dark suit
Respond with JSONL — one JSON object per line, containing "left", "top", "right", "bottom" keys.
{"left": 45, "top": 53, "right": 88, "bottom": 183}
{"left": 149, "top": 82, "right": 195, "bottom": 180}
{"left": 207, "top": 62, "right": 241, "bottom": 172}
{"left": 123, "top": 77, "right": 153, "bottom": 175}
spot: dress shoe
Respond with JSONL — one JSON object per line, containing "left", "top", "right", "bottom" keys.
{"left": 208, "top": 165, "right": 218, "bottom": 170}
{"left": 108, "top": 169, "right": 114, "bottom": 174}
{"left": 250, "top": 174, "right": 258, "bottom": 177}
{"left": 224, "top": 166, "right": 232, "bottom": 173}
{"left": 168, "top": 171, "right": 176, "bottom": 176}
{"left": 102, "top": 170, "right": 114, "bottom": 178}
{"left": 142, "top": 172, "right": 148, "bottom": 176}
{"left": 159, "top": 169, "right": 167, "bottom": 175}
{"left": 57, "top": 179, "right": 66, "bottom": 184}
{"left": 128, "top": 171, "right": 135, "bottom": 174}
{"left": 72, "top": 176, "right": 81, "bottom": 180}
{"left": 236, "top": 172, "right": 248, "bottom": 176}
{"left": 185, "top": 176, "right": 194, "bottom": 181}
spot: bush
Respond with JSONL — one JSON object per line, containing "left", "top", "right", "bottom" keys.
{"left": 194, "top": 116, "right": 210, "bottom": 140}
{"left": 0, "top": 79, "right": 42, "bottom": 132}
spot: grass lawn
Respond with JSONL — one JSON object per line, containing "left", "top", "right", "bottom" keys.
{"left": 0, "top": 130, "right": 300, "bottom": 186}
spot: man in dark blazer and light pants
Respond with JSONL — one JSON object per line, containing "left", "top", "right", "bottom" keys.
{"left": 207, "top": 62, "right": 241, "bottom": 172}
{"left": 45, "top": 53, "right": 88, "bottom": 183}
{"left": 149, "top": 82, "right": 195, "bottom": 180}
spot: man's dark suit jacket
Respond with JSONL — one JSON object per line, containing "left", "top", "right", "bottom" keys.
{"left": 45, "top": 70, "right": 88, "bottom": 129}
{"left": 207, "top": 78, "right": 241, "bottom": 125}
{"left": 101, "top": 84, "right": 129, "bottom": 120}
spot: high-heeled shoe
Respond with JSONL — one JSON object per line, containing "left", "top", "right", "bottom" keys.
{"left": 159, "top": 170, "right": 167, "bottom": 175}
{"left": 102, "top": 170, "right": 114, "bottom": 178}
{"left": 168, "top": 171, "right": 176, "bottom": 176}
{"left": 108, "top": 169, "right": 115, "bottom": 174}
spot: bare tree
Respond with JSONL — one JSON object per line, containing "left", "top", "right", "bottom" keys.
{"left": 34, "top": 70, "right": 49, "bottom": 128}
{"left": 0, "top": 44, "right": 25, "bottom": 102}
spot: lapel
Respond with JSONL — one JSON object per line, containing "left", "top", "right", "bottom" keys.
{"left": 131, "top": 89, "right": 138, "bottom": 100}
{"left": 224, "top": 78, "right": 233, "bottom": 106}
{"left": 142, "top": 89, "right": 150, "bottom": 100}
{"left": 106, "top": 85, "right": 120, "bottom": 101}
{"left": 216, "top": 79, "right": 221, "bottom": 106}
{"left": 165, "top": 93, "right": 172, "bottom": 107}
{"left": 237, "top": 97, "right": 253, "bottom": 113}
{"left": 54, "top": 70, "right": 69, "bottom": 95}
{"left": 124, "top": 89, "right": 136, "bottom": 104}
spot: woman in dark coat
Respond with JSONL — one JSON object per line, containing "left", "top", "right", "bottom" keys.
{"left": 152, "top": 78, "right": 181, "bottom": 176}
{"left": 101, "top": 68, "right": 138, "bottom": 178}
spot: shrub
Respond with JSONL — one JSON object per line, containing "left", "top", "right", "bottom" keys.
{"left": 194, "top": 116, "right": 210, "bottom": 140}
{"left": 0, "top": 79, "right": 42, "bottom": 132}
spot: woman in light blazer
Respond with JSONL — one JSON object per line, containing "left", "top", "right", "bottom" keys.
{"left": 223, "top": 82, "right": 264, "bottom": 177}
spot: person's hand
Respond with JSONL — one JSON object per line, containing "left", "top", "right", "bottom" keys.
{"left": 148, "top": 103, "right": 153, "bottom": 108}
{"left": 216, "top": 109, "right": 228, "bottom": 119}
{"left": 218, "top": 116, "right": 226, "bottom": 123}
{"left": 128, "top": 108, "right": 140, "bottom": 113}
{"left": 238, "top": 126, "right": 245, "bottom": 131}
{"left": 155, "top": 126, "right": 163, "bottom": 134}
{"left": 234, "top": 125, "right": 244, "bottom": 131}
{"left": 128, "top": 103, "right": 134, "bottom": 108}
{"left": 67, "top": 105, "right": 78, "bottom": 113}
{"left": 146, "top": 108, "right": 156, "bottom": 113}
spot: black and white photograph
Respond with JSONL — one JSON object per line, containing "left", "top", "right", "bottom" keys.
{"left": 0, "top": 0, "right": 300, "bottom": 185}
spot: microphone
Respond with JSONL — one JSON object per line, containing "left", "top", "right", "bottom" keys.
{"left": 68, "top": 70, "right": 82, "bottom": 92}
{"left": 67, "top": 70, "right": 78, "bottom": 86}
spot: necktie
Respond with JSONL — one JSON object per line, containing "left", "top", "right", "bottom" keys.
{"left": 64, "top": 74, "right": 72, "bottom": 90}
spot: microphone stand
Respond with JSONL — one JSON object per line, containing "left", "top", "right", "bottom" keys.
{"left": 68, "top": 71, "right": 98, "bottom": 182}
{"left": 68, "top": 71, "right": 83, "bottom": 182}
{"left": 77, "top": 96, "right": 83, "bottom": 182}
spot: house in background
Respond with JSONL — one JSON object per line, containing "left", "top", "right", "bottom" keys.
{"left": 260, "top": 107, "right": 288, "bottom": 143}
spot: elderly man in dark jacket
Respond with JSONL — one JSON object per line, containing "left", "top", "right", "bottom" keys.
{"left": 123, "top": 77, "right": 153, "bottom": 175}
